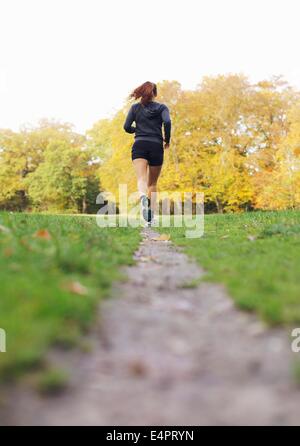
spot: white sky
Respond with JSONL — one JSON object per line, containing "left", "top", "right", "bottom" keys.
{"left": 0, "top": 0, "right": 299, "bottom": 133}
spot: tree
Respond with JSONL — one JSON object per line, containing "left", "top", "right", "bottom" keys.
{"left": 85, "top": 75, "right": 300, "bottom": 213}
{"left": 253, "top": 100, "right": 300, "bottom": 209}
{"left": 26, "top": 139, "right": 100, "bottom": 213}
{"left": 0, "top": 119, "right": 87, "bottom": 210}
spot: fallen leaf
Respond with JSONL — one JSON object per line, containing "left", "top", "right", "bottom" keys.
{"left": 34, "top": 229, "right": 52, "bottom": 240}
{"left": 4, "top": 247, "right": 14, "bottom": 257}
{"left": 139, "top": 256, "right": 154, "bottom": 262}
{"left": 0, "top": 224, "right": 11, "bottom": 233}
{"left": 152, "top": 234, "right": 171, "bottom": 241}
{"left": 20, "top": 238, "right": 34, "bottom": 251}
{"left": 64, "top": 281, "right": 88, "bottom": 296}
{"left": 247, "top": 235, "right": 257, "bottom": 242}
{"left": 9, "top": 263, "right": 21, "bottom": 271}
{"left": 128, "top": 359, "right": 148, "bottom": 377}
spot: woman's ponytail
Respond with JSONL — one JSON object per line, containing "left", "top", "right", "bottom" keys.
{"left": 129, "top": 81, "right": 157, "bottom": 105}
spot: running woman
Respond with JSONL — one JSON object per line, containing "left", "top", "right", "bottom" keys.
{"left": 123, "top": 81, "right": 171, "bottom": 226}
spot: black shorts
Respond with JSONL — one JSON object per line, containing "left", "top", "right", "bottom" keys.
{"left": 132, "top": 140, "right": 164, "bottom": 166}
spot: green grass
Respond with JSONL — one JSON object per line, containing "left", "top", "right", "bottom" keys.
{"left": 36, "top": 369, "right": 69, "bottom": 396}
{"left": 1, "top": 210, "right": 299, "bottom": 384}
{"left": 0, "top": 212, "right": 140, "bottom": 382}
{"left": 161, "top": 210, "right": 300, "bottom": 326}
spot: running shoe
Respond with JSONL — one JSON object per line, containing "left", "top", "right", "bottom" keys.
{"left": 140, "top": 195, "right": 153, "bottom": 223}
{"left": 144, "top": 217, "right": 157, "bottom": 227}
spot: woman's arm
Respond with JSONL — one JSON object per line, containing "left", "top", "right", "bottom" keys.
{"left": 123, "top": 105, "right": 136, "bottom": 134}
{"left": 162, "top": 106, "right": 171, "bottom": 144}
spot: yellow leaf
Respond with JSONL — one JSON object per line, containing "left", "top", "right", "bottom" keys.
{"left": 0, "top": 224, "right": 10, "bottom": 233}
{"left": 294, "top": 147, "right": 300, "bottom": 157}
{"left": 139, "top": 256, "right": 153, "bottom": 262}
{"left": 64, "top": 281, "right": 88, "bottom": 296}
{"left": 152, "top": 234, "right": 171, "bottom": 241}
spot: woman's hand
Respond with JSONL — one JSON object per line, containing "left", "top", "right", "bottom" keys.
{"left": 164, "top": 143, "right": 170, "bottom": 150}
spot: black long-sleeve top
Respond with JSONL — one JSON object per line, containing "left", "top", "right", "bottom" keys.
{"left": 123, "top": 101, "right": 171, "bottom": 144}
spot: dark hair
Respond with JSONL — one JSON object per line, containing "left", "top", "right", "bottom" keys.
{"left": 129, "top": 81, "right": 157, "bottom": 105}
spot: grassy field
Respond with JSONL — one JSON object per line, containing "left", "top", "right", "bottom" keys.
{"left": 0, "top": 212, "right": 140, "bottom": 382}
{"left": 163, "top": 210, "right": 300, "bottom": 326}
{"left": 1, "top": 209, "right": 300, "bottom": 386}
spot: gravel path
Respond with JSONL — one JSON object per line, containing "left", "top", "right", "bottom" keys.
{"left": 2, "top": 228, "right": 300, "bottom": 426}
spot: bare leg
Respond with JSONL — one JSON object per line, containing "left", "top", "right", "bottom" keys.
{"left": 132, "top": 158, "right": 149, "bottom": 198}
{"left": 148, "top": 165, "right": 162, "bottom": 214}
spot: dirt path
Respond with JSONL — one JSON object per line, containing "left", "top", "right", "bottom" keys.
{"left": 2, "top": 228, "right": 300, "bottom": 425}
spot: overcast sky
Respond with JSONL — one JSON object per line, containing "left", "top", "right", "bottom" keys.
{"left": 0, "top": 0, "right": 299, "bottom": 133}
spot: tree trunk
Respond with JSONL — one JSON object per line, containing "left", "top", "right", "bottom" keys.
{"left": 18, "top": 190, "right": 27, "bottom": 210}
{"left": 216, "top": 198, "right": 224, "bottom": 214}
{"left": 82, "top": 196, "right": 87, "bottom": 214}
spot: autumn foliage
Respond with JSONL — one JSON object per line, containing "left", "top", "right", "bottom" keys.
{"left": 96, "top": 75, "right": 300, "bottom": 213}
{"left": 1, "top": 74, "right": 300, "bottom": 213}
